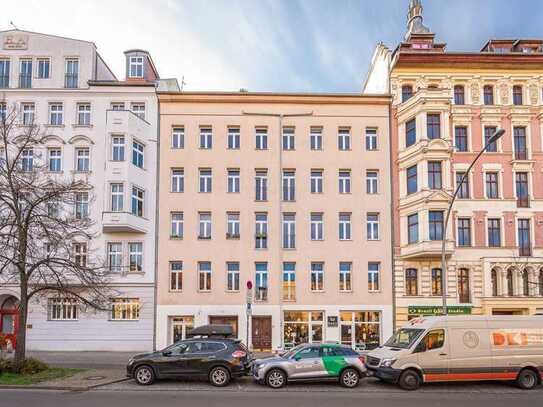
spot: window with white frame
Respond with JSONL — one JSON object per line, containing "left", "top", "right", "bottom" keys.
{"left": 255, "top": 262, "right": 268, "bottom": 301}
{"left": 129, "top": 56, "right": 144, "bottom": 78}
{"left": 49, "top": 298, "right": 77, "bottom": 320}
{"left": 283, "top": 127, "right": 295, "bottom": 150}
{"left": 282, "top": 213, "right": 296, "bottom": 249}
{"left": 227, "top": 169, "right": 240, "bottom": 193}
{"left": 131, "top": 186, "right": 144, "bottom": 217}
{"left": 339, "top": 213, "right": 352, "bottom": 240}
{"left": 110, "top": 183, "right": 124, "bottom": 212}
{"left": 366, "top": 171, "right": 378, "bottom": 194}
{"left": 255, "top": 213, "right": 268, "bottom": 249}
{"left": 171, "top": 168, "right": 184, "bottom": 192}
{"left": 49, "top": 103, "right": 63, "bottom": 125}
{"left": 365, "top": 128, "right": 378, "bottom": 150}
{"left": 111, "top": 298, "right": 140, "bottom": 320}
{"left": 368, "top": 262, "right": 380, "bottom": 291}
{"left": 132, "top": 140, "right": 144, "bottom": 168}
{"left": 75, "top": 148, "right": 90, "bottom": 172}
{"left": 37, "top": 58, "right": 50, "bottom": 79}
{"left": 76, "top": 103, "right": 91, "bottom": 126}
{"left": 0, "top": 103, "right": 6, "bottom": 121}
{"left": 282, "top": 262, "right": 296, "bottom": 301}
{"left": 310, "top": 213, "right": 324, "bottom": 241}
{"left": 255, "top": 170, "right": 268, "bottom": 201}
{"left": 22, "top": 103, "right": 35, "bottom": 125}
{"left": 198, "top": 262, "right": 212, "bottom": 291}
{"left": 339, "top": 262, "right": 352, "bottom": 291}
{"left": 65, "top": 59, "right": 79, "bottom": 88}
{"left": 338, "top": 128, "right": 351, "bottom": 150}
{"left": 200, "top": 127, "right": 212, "bottom": 149}
{"left": 367, "top": 213, "right": 379, "bottom": 240}
{"left": 111, "top": 135, "right": 125, "bottom": 161}
{"left": 199, "top": 168, "right": 212, "bottom": 192}
{"left": 48, "top": 148, "right": 62, "bottom": 172}
{"left": 227, "top": 262, "right": 240, "bottom": 292}
{"left": 228, "top": 127, "right": 240, "bottom": 149}
{"left": 131, "top": 103, "right": 145, "bottom": 120}
{"left": 199, "top": 212, "right": 212, "bottom": 239}
{"left": 128, "top": 242, "right": 143, "bottom": 272}
{"left": 170, "top": 261, "right": 183, "bottom": 291}
{"left": 311, "top": 169, "right": 323, "bottom": 193}
{"left": 255, "top": 127, "right": 268, "bottom": 150}
{"left": 282, "top": 170, "right": 295, "bottom": 201}
{"left": 311, "top": 262, "right": 324, "bottom": 291}
{"left": 73, "top": 242, "right": 87, "bottom": 267}
{"left": 21, "top": 148, "right": 33, "bottom": 171}
{"left": 75, "top": 192, "right": 89, "bottom": 219}
{"left": 108, "top": 242, "right": 123, "bottom": 272}
{"left": 170, "top": 212, "right": 183, "bottom": 238}
{"left": 227, "top": 212, "right": 240, "bottom": 238}
{"left": 339, "top": 170, "right": 351, "bottom": 194}
{"left": 310, "top": 127, "right": 323, "bottom": 150}
{"left": 172, "top": 127, "right": 184, "bottom": 149}
{"left": 111, "top": 102, "right": 125, "bottom": 111}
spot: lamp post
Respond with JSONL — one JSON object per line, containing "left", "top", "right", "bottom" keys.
{"left": 440, "top": 128, "right": 505, "bottom": 314}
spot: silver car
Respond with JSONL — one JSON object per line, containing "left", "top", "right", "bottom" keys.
{"left": 252, "top": 343, "right": 367, "bottom": 389}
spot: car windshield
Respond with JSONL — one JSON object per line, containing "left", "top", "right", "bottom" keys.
{"left": 282, "top": 344, "right": 307, "bottom": 359}
{"left": 384, "top": 328, "right": 425, "bottom": 349}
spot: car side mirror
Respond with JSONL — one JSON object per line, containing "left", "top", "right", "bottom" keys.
{"left": 162, "top": 350, "right": 172, "bottom": 356}
{"left": 294, "top": 354, "right": 301, "bottom": 361}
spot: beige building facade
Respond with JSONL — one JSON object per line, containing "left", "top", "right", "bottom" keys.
{"left": 156, "top": 92, "right": 393, "bottom": 351}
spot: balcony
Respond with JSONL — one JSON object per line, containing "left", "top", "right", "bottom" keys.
{"left": 514, "top": 150, "right": 528, "bottom": 160}
{"left": 102, "top": 211, "right": 148, "bottom": 233}
{"left": 400, "top": 239, "right": 454, "bottom": 260}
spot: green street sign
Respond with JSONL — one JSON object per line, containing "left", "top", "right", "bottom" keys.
{"left": 408, "top": 305, "right": 472, "bottom": 315}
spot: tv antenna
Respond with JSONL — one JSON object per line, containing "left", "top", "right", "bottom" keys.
{"left": 180, "top": 75, "right": 187, "bottom": 91}
{"left": 10, "top": 21, "right": 19, "bottom": 30}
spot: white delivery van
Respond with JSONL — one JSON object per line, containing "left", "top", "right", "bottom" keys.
{"left": 366, "top": 315, "right": 543, "bottom": 390}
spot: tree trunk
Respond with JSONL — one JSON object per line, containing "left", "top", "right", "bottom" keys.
{"left": 13, "top": 283, "right": 28, "bottom": 373}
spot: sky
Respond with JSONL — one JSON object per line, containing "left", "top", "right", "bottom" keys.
{"left": 2, "top": 0, "right": 543, "bottom": 92}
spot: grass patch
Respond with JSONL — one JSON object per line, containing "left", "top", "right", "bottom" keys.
{"left": 0, "top": 367, "right": 85, "bottom": 385}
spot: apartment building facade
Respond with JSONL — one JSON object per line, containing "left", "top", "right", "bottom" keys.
{"left": 156, "top": 92, "right": 393, "bottom": 351}
{"left": 365, "top": 0, "right": 543, "bottom": 327}
{"left": 0, "top": 29, "right": 170, "bottom": 351}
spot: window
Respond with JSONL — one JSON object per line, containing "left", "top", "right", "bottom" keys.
{"left": 228, "top": 127, "right": 240, "bottom": 150}
{"left": 198, "top": 212, "right": 212, "bottom": 239}
{"left": 458, "top": 268, "right": 470, "bottom": 303}
{"left": 368, "top": 262, "right": 380, "bottom": 292}
{"left": 518, "top": 218, "right": 531, "bottom": 257}
{"left": 339, "top": 170, "right": 351, "bottom": 194}
{"left": 170, "top": 212, "right": 183, "bottom": 238}
{"left": 111, "top": 298, "right": 139, "bottom": 320}
{"left": 128, "top": 242, "right": 143, "bottom": 272}
{"left": 37, "top": 58, "right": 50, "bottom": 79}
{"left": 21, "top": 148, "right": 33, "bottom": 171}
{"left": 338, "top": 128, "right": 350, "bottom": 150}
{"left": 77, "top": 103, "right": 91, "bottom": 126}
{"left": 282, "top": 213, "right": 296, "bottom": 249}
{"left": 339, "top": 262, "right": 352, "bottom": 292}
{"left": 170, "top": 262, "right": 183, "bottom": 291}
{"left": 310, "top": 213, "right": 323, "bottom": 241}
{"left": 0, "top": 102, "right": 5, "bottom": 121}
{"left": 255, "top": 170, "right": 268, "bottom": 201}
{"left": 485, "top": 172, "right": 499, "bottom": 198}
{"left": 310, "top": 127, "right": 322, "bottom": 150}
{"left": 366, "top": 128, "right": 378, "bottom": 150}
{"left": 0, "top": 59, "right": 10, "bottom": 88}
{"left": 255, "top": 128, "right": 268, "bottom": 150}
{"left": 484, "top": 126, "right": 498, "bottom": 152}
{"left": 339, "top": 213, "right": 352, "bottom": 240}
{"left": 431, "top": 268, "right": 442, "bottom": 296}
{"left": 172, "top": 127, "right": 184, "bottom": 149}
{"left": 111, "top": 102, "right": 125, "bottom": 111}
{"left": 131, "top": 186, "right": 144, "bottom": 217}
{"left": 311, "top": 170, "right": 323, "bottom": 193}
{"left": 513, "top": 85, "right": 523, "bottom": 105}
{"left": 199, "top": 169, "right": 212, "bottom": 193}
{"left": 227, "top": 262, "right": 240, "bottom": 292}
{"left": 406, "top": 165, "right": 417, "bottom": 194}
{"left": 513, "top": 127, "right": 527, "bottom": 160}
{"left": 255, "top": 262, "right": 268, "bottom": 301}
{"left": 132, "top": 140, "right": 144, "bottom": 168}
{"left": 198, "top": 262, "right": 212, "bottom": 291}
{"left": 65, "top": 59, "right": 79, "bottom": 88}
{"left": 227, "top": 212, "right": 240, "bottom": 238}
{"left": 129, "top": 56, "right": 144, "bottom": 78}
{"left": 19, "top": 59, "right": 32, "bottom": 88}
{"left": 171, "top": 169, "right": 184, "bottom": 193}
{"left": 282, "top": 170, "right": 295, "bottom": 201}
{"left": 112, "top": 136, "right": 125, "bottom": 161}
{"left": 108, "top": 243, "right": 123, "bottom": 272}
{"left": 507, "top": 268, "right": 514, "bottom": 296}
{"left": 405, "top": 269, "right": 418, "bottom": 295}
{"left": 283, "top": 262, "right": 296, "bottom": 301}
{"left": 73, "top": 243, "right": 87, "bottom": 267}
{"left": 403, "top": 213, "right": 418, "bottom": 245}
{"left": 426, "top": 114, "right": 441, "bottom": 139}
{"left": 198, "top": 127, "right": 212, "bottom": 149}
{"left": 75, "top": 192, "right": 89, "bottom": 219}
{"left": 49, "top": 103, "right": 63, "bottom": 125}
{"left": 48, "top": 149, "right": 62, "bottom": 172}
{"left": 457, "top": 218, "right": 471, "bottom": 247}
{"left": 367, "top": 213, "right": 379, "bottom": 240}
{"left": 49, "top": 298, "right": 77, "bottom": 320}
{"left": 522, "top": 270, "right": 530, "bottom": 296}
{"left": 110, "top": 183, "right": 124, "bottom": 212}
{"left": 488, "top": 218, "right": 501, "bottom": 247}
{"left": 455, "top": 126, "right": 468, "bottom": 152}
{"left": 131, "top": 103, "right": 145, "bottom": 120}
{"left": 456, "top": 171, "right": 469, "bottom": 199}
{"left": 366, "top": 171, "right": 378, "bottom": 194}
{"left": 22, "top": 103, "right": 34, "bottom": 125}
{"left": 421, "top": 330, "right": 445, "bottom": 351}
{"left": 429, "top": 211, "right": 444, "bottom": 241}
{"left": 283, "top": 127, "right": 295, "bottom": 150}
{"left": 227, "top": 169, "right": 240, "bottom": 193}
{"left": 454, "top": 85, "right": 465, "bottom": 105}
{"left": 405, "top": 118, "right": 416, "bottom": 147}
{"left": 516, "top": 172, "right": 529, "bottom": 208}
{"left": 75, "top": 148, "right": 90, "bottom": 172}
{"left": 255, "top": 213, "right": 268, "bottom": 249}
{"left": 402, "top": 85, "right": 413, "bottom": 102}
{"left": 311, "top": 262, "right": 324, "bottom": 291}
{"left": 483, "top": 85, "right": 494, "bottom": 105}
{"left": 428, "top": 161, "right": 442, "bottom": 190}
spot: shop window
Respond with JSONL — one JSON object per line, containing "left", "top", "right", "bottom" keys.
{"left": 340, "top": 311, "right": 381, "bottom": 351}
{"left": 283, "top": 311, "right": 323, "bottom": 349}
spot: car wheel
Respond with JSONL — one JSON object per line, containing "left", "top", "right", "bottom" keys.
{"left": 516, "top": 369, "right": 539, "bottom": 390}
{"left": 209, "top": 366, "right": 231, "bottom": 387}
{"left": 266, "top": 369, "right": 286, "bottom": 389}
{"left": 398, "top": 369, "right": 421, "bottom": 391}
{"left": 134, "top": 365, "right": 155, "bottom": 385}
{"left": 340, "top": 368, "right": 360, "bottom": 388}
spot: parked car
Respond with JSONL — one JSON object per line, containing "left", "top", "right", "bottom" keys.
{"left": 127, "top": 325, "right": 251, "bottom": 386}
{"left": 252, "top": 343, "right": 367, "bottom": 389}
{"left": 366, "top": 315, "right": 543, "bottom": 391}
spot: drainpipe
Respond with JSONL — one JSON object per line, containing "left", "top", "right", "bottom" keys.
{"left": 152, "top": 93, "right": 161, "bottom": 351}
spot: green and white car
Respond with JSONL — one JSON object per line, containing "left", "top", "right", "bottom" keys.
{"left": 252, "top": 343, "right": 367, "bottom": 389}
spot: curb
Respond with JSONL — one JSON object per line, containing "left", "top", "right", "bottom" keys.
{"left": 0, "top": 377, "right": 130, "bottom": 392}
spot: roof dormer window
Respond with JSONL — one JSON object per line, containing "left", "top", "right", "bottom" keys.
{"left": 129, "top": 56, "right": 144, "bottom": 78}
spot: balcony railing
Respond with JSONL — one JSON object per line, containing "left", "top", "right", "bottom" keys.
{"left": 19, "top": 74, "right": 31, "bottom": 88}
{"left": 65, "top": 73, "right": 78, "bottom": 89}
{"left": 519, "top": 245, "right": 532, "bottom": 257}
{"left": 514, "top": 150, "right": 528, "bottom": 160}
{"left": 0, "top": 75, "right": 8, "bottom": 88}
{"left": 226, "top": 232, "right": 240, "bottom": 239}
{"left": 517, "top": 196, "right": 530, "bottom": 208}
{"left": 255, "top": 287, "right": 268, "bottom": 302}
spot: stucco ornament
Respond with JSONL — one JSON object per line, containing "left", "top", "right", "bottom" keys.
{"left": 470, "top": 82, "right": 480, "bottom": 104}
{"left": 529, "top": 83, "right": 539, "bottom": 105}
{"left": 499, "top": 82, "right": 509, "bottom": 105}
{"left": 415, "top": 77, "right": 427, "bottom": 91}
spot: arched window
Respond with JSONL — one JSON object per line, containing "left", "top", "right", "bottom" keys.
{"left": 402, "top": 85, "right": 413, "bottom": 103}
{"left": 491, "top": 268, "right": 498, "bottom": 297}
{"left": 458, "top": 268, "right": 470, "bottom": 303}
{"left": 513, "top": 85, "right": 523, "bottom": 105}
{"left": 431, "top": 268, "right": 442, "bottom": 296}
{"left": 539, "top": 270, "right": 543, "bottom": 297}
{"left": 507, "top": 268, "right": 514, "bottom": 296}
{"left": 483, "top": 85, "right": 494, "bottom": 105}
{"left": 522, "top": 270, "right": 530, "bottom": 296}
{"left": 405, "top": 268, "right": 418, "bottom": 296}
{"left": 454, "top": 85, "right": 465, "bottom": 105}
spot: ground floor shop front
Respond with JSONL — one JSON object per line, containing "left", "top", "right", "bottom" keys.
{"left": 156, "top": 304, "right": 393, "bottom": 352}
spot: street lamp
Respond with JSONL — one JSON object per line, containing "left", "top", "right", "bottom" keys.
{"left": 440, "top": 128, "right": 505, "bottom": 314}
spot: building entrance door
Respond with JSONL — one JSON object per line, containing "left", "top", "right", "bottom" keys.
{"left": 0, "top": 296, "right": 19, "bottom": 350}
{"left": 252, "top": 316, "right": 272, "bottom": 350}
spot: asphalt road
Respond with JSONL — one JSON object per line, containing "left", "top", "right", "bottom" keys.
{"left": 0, "top": 389, "right": 542, "bottom": 407}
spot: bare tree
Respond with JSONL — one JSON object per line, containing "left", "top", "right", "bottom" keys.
{"left": 0, "top": 100, "right": 112, "bottom": 372}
